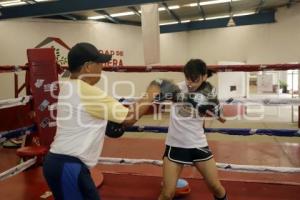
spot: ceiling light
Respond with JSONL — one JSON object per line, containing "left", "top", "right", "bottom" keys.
{"left": 88, "top": 15, "right": 106, "bottom": 20}
{"left": 206, "top": 15, "right": 230, "bottom": 20}
{"left": 160, "top": 21, "right": 179, "bottom": 26}
{"left": 233, "top": 11, "right": 256, "bottom": 17}
{"left": 0, "top": 0, "right": 21, "bottom": 3}
{"left": 200, "top": 0, "right": 231, "bottom": 6}
{"left": 110, "top": 11, "right": 135, "bottom": 17}
{"left": 25, "top": 0, "right": 36, "bottom": 4}
{"left": 140, "top": 5, "right": 180, "bottom": 13}
{"left": 35, "top": 0, "right": 53, "bottom": 2}
{"left": 188, "top": 3, "right": 198, "bottom": 7}
{"left": 168, "top": 5, "right": 180, "bottom": 10}
{"left": 187, "top": 0, "right": 243, "bottom": 7}
{"left": 181, "top": 20, "right": 191, "bottom": 23}
{"left": 0, "top": 0, "right": 27, "bottom": 7}
{"left": 158, "top": 5, "right": 180, "bottom": 11}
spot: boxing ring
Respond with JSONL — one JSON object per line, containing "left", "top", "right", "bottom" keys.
{"left": 0, "top": 137, "right": 300, "bottom": 200}
{"left": 0, "top": 48, "right": 300, "bottom": 199}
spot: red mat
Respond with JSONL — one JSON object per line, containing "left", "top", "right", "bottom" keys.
{"left": 0, "top": 167, "right": 299, "bottom": 200}
{"left": 1, "top": 138, "right": 299, "bottom": 199}
{"left": 101, "top": 173, "right": 300, "bottom": 200}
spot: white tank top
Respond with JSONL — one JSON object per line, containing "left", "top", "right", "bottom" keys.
{"left": 166, "top": 81, "right": 208, "bottom": 148}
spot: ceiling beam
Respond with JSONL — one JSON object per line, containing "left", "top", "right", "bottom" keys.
{"left": 162, "top": 2, "right": 181, "bottom": 23}
{"left": 160, "top": 9, "right": 275, "bottom": 34}
{"left": 287, "top": 0, "right": 296, "bottom": 8}
{"left": 25, "top": 0, "right": 37, "bottom": 5}
{"left": 228, "top": 0, "right": 233, "bottom": 16}
{"left": 196, "top": 0, "right": 206, "bottom": 20}
{"left": 47, "top": 14, "right": 85, "bottom": 21}
{"left": 0, "top": 0, "right": 172, "bottom": 20}
{"left": 71, "top": 14, "right": 87, "bottom": 21}
{"left": 256, "top": 0, "right": 265, "bottom": 13}
{"left": 98, "top": 18, "right": 141, "bottom": 26}
{"left": 60, "top": 14, "right": 78, "bottom": 21}
{"left": 128, "top": 6, "right": 141, "bottom": 17}
{"left": 95, "top": 10, "right": 120, "bottom": 24}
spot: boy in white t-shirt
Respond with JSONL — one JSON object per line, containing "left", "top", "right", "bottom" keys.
{"left": 159, "top": 59, "right": 228, "bottom": 200}
{"left": 43, "top": 42, "right": 161, "bottom": 200}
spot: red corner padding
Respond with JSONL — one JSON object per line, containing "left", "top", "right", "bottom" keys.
{"left": 0, "top": 104, "right": 33, "bottom": 132}
{"left": 27, "top": 48, "right": 59, "bottom": 148}
{"left": 16, "top": 146, "right": 48, "bottom": 157}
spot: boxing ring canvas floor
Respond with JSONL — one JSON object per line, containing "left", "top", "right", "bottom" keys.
{"left": 0, "top": 137, "right": 300, "bottom": 199}
{"left": 0, "top": 147, "right": 20, "bottom": 172}
{"left": 0, "top": 167, "right": 299, "bottom": 200}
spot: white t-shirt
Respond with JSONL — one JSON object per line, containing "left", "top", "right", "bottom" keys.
{"left": 50, "top": 79, "right": 128, "bottom": 167}
{"left": 166, "top": 81, "right": 208, "bottom": 148}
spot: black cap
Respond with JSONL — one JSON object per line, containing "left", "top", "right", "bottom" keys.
{"left": 68, "top": 42, "right": 112, "bottom": 72}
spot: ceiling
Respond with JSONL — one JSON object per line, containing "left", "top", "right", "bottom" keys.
{"left": 0, "top": 0, "right": 299, "bottom": 33}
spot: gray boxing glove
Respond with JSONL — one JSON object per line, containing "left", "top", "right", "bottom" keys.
{"left": 150, "top": 79, "right": 181, "bottom": 101}
{"left": 175, "top": 82, "right": 221, "bottom": 116}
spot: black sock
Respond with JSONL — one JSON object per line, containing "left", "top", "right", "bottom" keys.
{"left": 214, "top": 193, "right": 227, "bottom": 200}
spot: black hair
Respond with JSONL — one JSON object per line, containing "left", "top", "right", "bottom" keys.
{"left": 183, "top": 59, "right": 208, "bottom": 82}
{"left": 207, "top": 69, "right": 214, "bottom": 78}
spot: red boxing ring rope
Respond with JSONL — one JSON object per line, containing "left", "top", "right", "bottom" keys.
{"left": 0, "top": 63, "right": 300, "bottom": 73}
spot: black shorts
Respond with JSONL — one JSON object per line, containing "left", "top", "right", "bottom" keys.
{"left": 43, "top": 152, "right": 100, "bottom": 200}
{"left": 163, "top": 145, "right": 213, "bottom": 165}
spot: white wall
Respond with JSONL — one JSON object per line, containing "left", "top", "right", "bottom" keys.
{"left": 0, "top": 73, "right": 14, "bottom": 99}
{"left": 0, "top": 19, "right": 147, "bottom": 99}
{"left": 187, "top": 4, "right": 300, "bottom": 64}
{"left": 160, "top": 32, "right": 188, "bottom": 65}
{"left": 0, "top": 19, "right": 144, "bottom": 65}
{"left": 217, "top": 61, "right": 247, "bottom": 99}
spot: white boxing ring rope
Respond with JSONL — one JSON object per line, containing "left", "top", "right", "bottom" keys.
{"left": 122, "top": 97, "right": 300, "bottom": 106}
{"left": 0, "top": 157, "right": 37, "bottom": 181}
{"left": 0, "top": 96, "right": 31, "bottom": 109}
{"left": 98, "top": 157, "right": 300, "bottom": 173}
{"left": 0, "top": 95, "right": 299, "bottom": 113}
{"left": 227, "top": 97, "right": 300, "bottom": 106}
